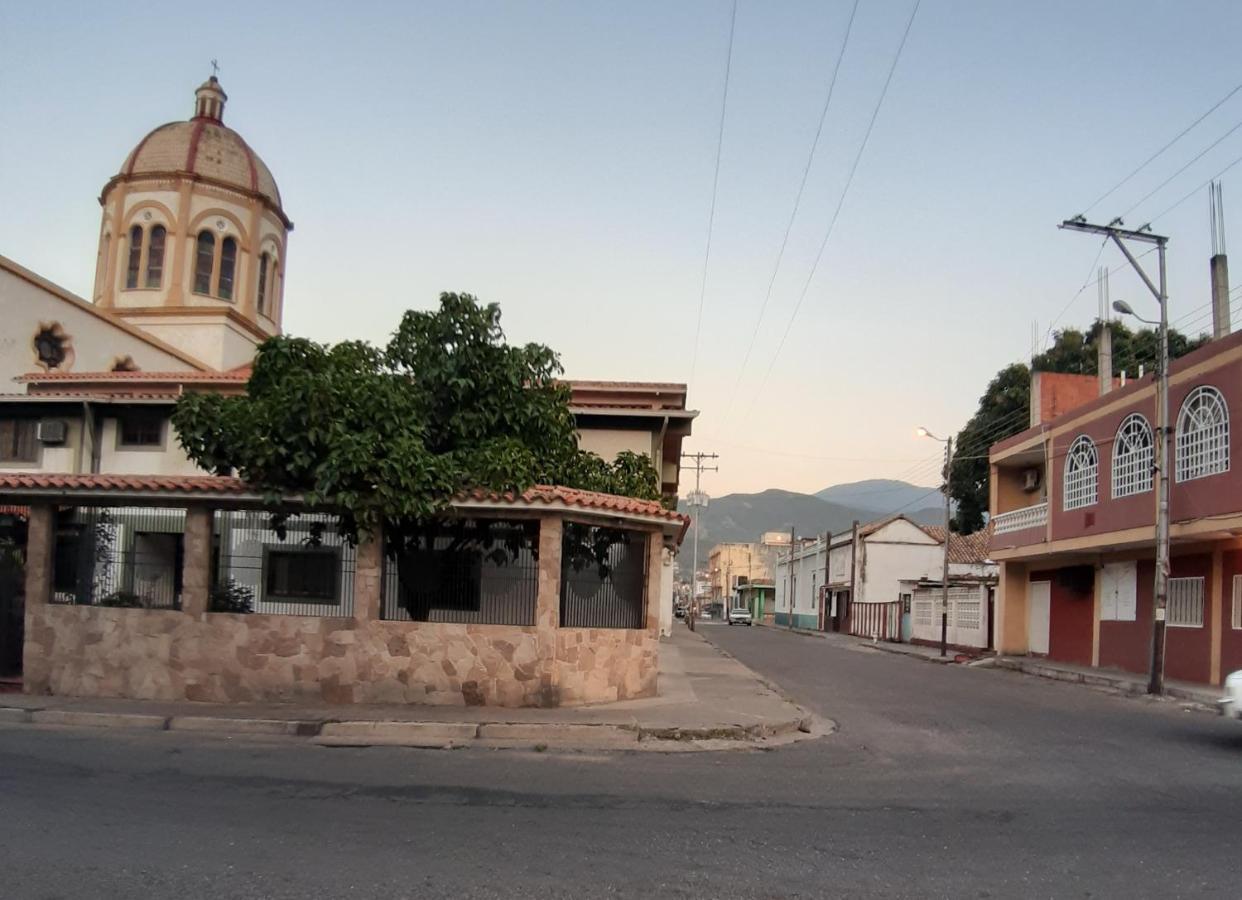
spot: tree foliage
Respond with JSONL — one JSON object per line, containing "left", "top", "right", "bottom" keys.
{"left": 949, "top": 321, "right": 1209, "bottom": 533}
{"left": 173, "top": 293, "right": 662, "bottom": 539}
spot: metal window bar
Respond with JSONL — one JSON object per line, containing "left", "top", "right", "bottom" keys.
{"left": 1063, "top": 436, "right": 1098, "bottom": 511}
{"left": 1233, "top": 575, "right": 1242, "bottom": 631}
{"left": 211, "top": 510, "right": 354, "bottom": 617}
{"left": 1167, "top": 576, "right": 1205, "bottom": 628}
{"left": 560, "top": 524, "right": 648, "bottom": 629}
{"left": 1176, "top": 386, "right": 1230, "bottom": 482}
{"left": 1111, "top": 413, "right": 1154, "bottom": 499}
{"left": 382, "top": 519, "right": 539, "bottom": 625}
{"left": 51, "top": 506, "right": 186, "bottom": 610}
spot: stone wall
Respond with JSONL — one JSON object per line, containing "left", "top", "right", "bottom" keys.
{"left": 21, "top": 507, "right": 665, "bottom": 708}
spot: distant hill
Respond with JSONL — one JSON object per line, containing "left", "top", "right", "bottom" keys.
{"left": 816, "top": 479, "right": 940, "bottom": 516}
{"left": 677, "top": 481, "right": 943, "bottom": 578}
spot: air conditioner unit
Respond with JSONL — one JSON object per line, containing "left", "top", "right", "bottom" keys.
{"left": 37, "top": 420, "right": 67, "bottom": 445}
{"left": 1021, "top": 468, "right": 1041, "bottom": 492}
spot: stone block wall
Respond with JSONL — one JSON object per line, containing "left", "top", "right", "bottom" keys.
{"left": 21, "top": 505, "right": 665, "bottom": 708}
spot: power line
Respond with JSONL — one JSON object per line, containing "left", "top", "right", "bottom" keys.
{"left": 1043, "top": 238, "right": 1107, "bottom": 349}
{"left": 723, "top": 0, "right": 860, "bottom": 421}
{"left": 1142, "top": 145, "right": 1242, "bottom": 227}
{"left": 687, "top": 0, "right": 738, "bottom": 390}
{"left": 749, "top": 0, "right": 922, "bottom": 405}
{"left": 1120, "top": 116, "right": 1242, "bottom": 219}
{"left": 1081, "top": 78, "right": 1242, "bottom": 216}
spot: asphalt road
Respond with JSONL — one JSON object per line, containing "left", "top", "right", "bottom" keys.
{"left": 3, "top": 625, "right": 1241, "bottom": 898}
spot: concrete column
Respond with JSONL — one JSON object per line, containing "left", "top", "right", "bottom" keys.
{"left": 352, "top": 526, "right": 384, "bottom": 622}
{"left": 996, "top": 560, "right": 1030, "bottom": 655}
{"left": 23, "top": 504, "right": 55, "bottom": 608}
{"left": 181, "top": 507, "right": 213, "bottom": 618}
{"left": 1211, "top": 546, "right": 1225, "bottom": 685}
{"left": 535, "top": 515, "right": 562, "bottom": 707}
{"left": 645, "top": 531, "right": 663, "bottom": 633}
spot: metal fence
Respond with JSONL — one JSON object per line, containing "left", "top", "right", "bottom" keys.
{"left": 51, "top": 507, "right": 185, "bottom": 610}
{"left": 559, "top": 524, "right": 647, "bottom": 629}
{"left": 382, "top": 519, "right": 539, "bottom": 625}
{"left": 212, "top": 511, "right": 355, "bottom": 617}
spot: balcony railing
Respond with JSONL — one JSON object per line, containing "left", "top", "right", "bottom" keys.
{"left": 992, "top": 502, "right": 1048, "bottom": 535}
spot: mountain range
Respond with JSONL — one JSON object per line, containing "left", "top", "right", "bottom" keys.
{"left": 676, "top": 479, "right": 943, "bottom": 577}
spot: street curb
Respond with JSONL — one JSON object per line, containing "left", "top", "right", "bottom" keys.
{"left": 30, "top": 709, "right": 169, "bottom": 730}
{"left": 994, "top": 658, "right": 1219, "bottom": 711}
{"left": 1, "top": 703, "right": 812, "bottom": 751}
{"left": 756, "top": 622, "right": 960, "bottom": 665}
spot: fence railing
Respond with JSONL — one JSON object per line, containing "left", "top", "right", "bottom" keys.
{"left": 51, "top": 507, "right": 185, "bottom": 610}
{"left": 560, "top": 524, "right": 647, "bottom": 629}
{"left": 382, "top": 519, "right": 539, "bottom": 625}
{"left": 992, "top": 502, "right": 1048, "bottom": 535}
{"left": 212, "top": 511, "right": 355, "bottom": 617}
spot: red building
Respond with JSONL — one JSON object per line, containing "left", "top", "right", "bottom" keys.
{"left": 989, "top": 332, "right": 1242, "bottom": 686}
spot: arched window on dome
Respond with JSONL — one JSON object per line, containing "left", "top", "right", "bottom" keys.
{"left": 1176, "top": 385, "right": 1230, "bottom": 482}
{"left": 218, "top": 237, "right": 238, "bottom": 301}
{"left": 145, "top": 225, "right": 166, "bottom": 289}
{"left": 125, "top": 225, "right": 143, "bottom": 290}
{"left": 1111, "top": 413, "right": 1153, "bottom": 499}
{"left": 256, "top": 252, "right": 270, "bottom": 316}
{"left": 193, "top": 231, "right": 215, "bottom": 295}
{"left": 1063, "top": 435, "right": 1098, "bottom": 511}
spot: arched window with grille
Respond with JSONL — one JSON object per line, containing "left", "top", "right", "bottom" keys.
{"left": 1063, "top": 435, "right": 1098, "bottom": 510}
{"left": 1112, "top": 413, "right": 1153, "bottom": 498}
{"left": 125, "top": 225, "right": 143, "bottom": 289}
{"left": 256, "top": 251, "right": 270, "bottom": 315}
{"left": 218, "top": 237, "right": 237, "bottom": 301}
{"left": 193, "top": 231, "right": 215, "bottom": 295}
{"left": 1176, "top": 385, "right": 1230, "bottom": 481}
{"left": 145, "top": 225, "right": 166, "bottom": 288}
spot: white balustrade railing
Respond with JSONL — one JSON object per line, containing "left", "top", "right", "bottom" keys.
{"left": 992, "top": 502, "right": 1048, "bottom": 535}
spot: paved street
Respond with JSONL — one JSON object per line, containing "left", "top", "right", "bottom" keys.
{"left": 4, "top": 625, "right": 1242, "bottom": 898}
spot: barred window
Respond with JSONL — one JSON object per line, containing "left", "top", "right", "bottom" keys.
{"left": 1063, "top": 435, "right": 1098, "bottom": 510}
{"left": 257, "top": 252, "right": 270, "bottom": 315}
{"left": 1176, "top": 386, "right": 1229, "bottom": 482}
{"left": 145, "top": 225, "right": 166, "bottom": 288}
{"left": 1167, "top": 577, "right": 1205, "bottom": 628}
{"left": 125, "top": 225, "right": 143, "bottom": 289}
{"left": 218, "top": 237, "right": 237, "bottom": 301}
{"left": 193, "top": 231, "right": 215, "bottom": 295}
{"left": 1111, "top": 413, "right": 1154, "bottom": 499}
{"left": 1232, "top": 575, "right": 1242, "bottom": 630}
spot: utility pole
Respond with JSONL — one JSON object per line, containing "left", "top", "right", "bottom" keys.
{"left": 787, "top": 524, "right": 796, "bottom": 631}
{"left": 939, "top": 436, "right": 953, "bottom": 657}
{"left": 680, "top": 451, "right": 718, "bottom": 631}
{"left": 1060, "top": 216, "right": 1170, "bottom": 695}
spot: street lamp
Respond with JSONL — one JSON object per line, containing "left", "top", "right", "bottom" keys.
{"left": 918, "top": 426, "right": 953, "bottom": 658}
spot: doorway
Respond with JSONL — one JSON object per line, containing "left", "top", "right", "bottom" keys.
{"left": 1028, "top": 580, "right": 1051, "bottom": 655}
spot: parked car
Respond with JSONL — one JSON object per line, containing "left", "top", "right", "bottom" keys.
{"left": 1219, "top": 670, "right": 1242, "bottom": 719}
{"left": 727, "top": 607, "right": 753, "bottom": 626}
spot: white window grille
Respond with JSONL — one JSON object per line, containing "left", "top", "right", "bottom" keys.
{"left": 913, "top": 596, "right": 934, "bottom": 626}
{"left": 1063, "top": 435, "right": 1098, "bottom": 510}
{"left": 1167, "top": 577, "right": 1205, "bottom": 628}
{"left": 1176, "top": 386, "right": 1230, "bottom": 482}
{"left": 1111, "top": 413, "right": 1153, "bottom": 499}
{"left": 1232, "top": 575, "right": 1242, "bottom": 630}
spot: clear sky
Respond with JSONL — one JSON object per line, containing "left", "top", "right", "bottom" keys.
{"left": 4, "top": 1, "right": 1242, "bottom": 497}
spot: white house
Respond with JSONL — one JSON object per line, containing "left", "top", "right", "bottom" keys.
{"left": 774, "top": 515, "right": 998, "bottom": 649}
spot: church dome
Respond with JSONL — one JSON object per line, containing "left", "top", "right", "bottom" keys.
{"left": 115, "top": 77, "right": 285, "bottom": 217}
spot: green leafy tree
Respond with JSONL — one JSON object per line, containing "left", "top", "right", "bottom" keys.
{"left": 949, "top": 321, "right": 1209, "bottom": 533}
{"left": 172, "top": 293, "right": 662, "bottom": 541}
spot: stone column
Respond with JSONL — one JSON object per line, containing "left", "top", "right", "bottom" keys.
{"left": 23, "top": 503, "right": 54, "bottom": 608}
{"left": 645, "top": 531, "right": 664, "bottom": 633}
{"left": 352, "top": 525, "right": 384, "bottom": 622}
{"left": 535, "top": 515, "right": 562, "bottom": 706}
{"left": 181, "top": 507, "right": 213, "bottom": 618}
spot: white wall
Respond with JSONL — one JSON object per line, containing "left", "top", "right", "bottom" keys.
{"left": 912, "top": 584, "right": 990, "bottom": 649}
{"left": 96, "top": 416, "right": 203, "bottom": 476}
{"left": 857, "top": 520, "right": 942, "bottom": 605}
{"left": 577, "top": 427, "right": 655, "bottom": 462}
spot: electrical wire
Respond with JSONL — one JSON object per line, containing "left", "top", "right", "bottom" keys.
{"left": 1120, "top": 116, "right": 1242, "bottom": 219}
{"left": 1081, "top": 78, "right": 1242, "bottom": 216}
{"left": 723, "top": 0, "right": 860, "bottom": 422}
{"left": 687, "top": 0, "right": 738, "bottom": 390}
{"left": 748, "top": 0, "right": 922, "bottom": 407}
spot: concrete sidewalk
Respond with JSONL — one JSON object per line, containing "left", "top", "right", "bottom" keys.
{"left": 0, "top": 626, "right": 817, "bottom": 751}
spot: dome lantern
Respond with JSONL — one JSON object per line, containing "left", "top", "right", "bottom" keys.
{"left": 193, "top": 76, "right": 227, "bottom": 122}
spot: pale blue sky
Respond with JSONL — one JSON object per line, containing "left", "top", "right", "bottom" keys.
{"left": 3, "top": 1, "right": 1242, "bottom": 496}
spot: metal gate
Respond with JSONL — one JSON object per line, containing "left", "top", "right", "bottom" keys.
{"left": 0, "top": 515, "right": 26, "bottom": 678}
